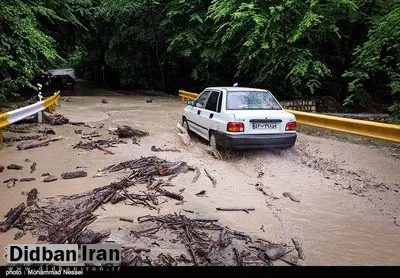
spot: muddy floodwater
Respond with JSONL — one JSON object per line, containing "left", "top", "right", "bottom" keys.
{"left": 0, "top": 93, "right": 399, "bottom": 266}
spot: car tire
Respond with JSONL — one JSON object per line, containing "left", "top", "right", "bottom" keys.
{"left": 182, "top": 118, "right": 193, "bottom": 136}
{"left": 209, "top": 133, "right": 218, "bottom": 149}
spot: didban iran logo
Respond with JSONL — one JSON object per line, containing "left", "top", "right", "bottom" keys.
{"left": 4, "top": 244, "right": 121, "bottom": 265}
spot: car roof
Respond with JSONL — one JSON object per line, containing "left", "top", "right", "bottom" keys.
{"left": 205, "top": 86, "right": 270, "bottom": 92}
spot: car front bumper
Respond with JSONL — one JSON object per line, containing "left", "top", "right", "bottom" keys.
{"left": 214, "top": 131, "right": 297, "bottom": 149}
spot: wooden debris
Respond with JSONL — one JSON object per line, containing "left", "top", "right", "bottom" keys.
{"left": 146, "top": 99, "right": 153, "bottom": 103}
{"left": 25, "top": 159, "right": 31, "bottom": 162}
{"left": 216, "top": 208, "right": 255, "bottom": 214}
{"left": 176, "top": 123, "right": 190, "bottom": 146}
{"left": 96, "top": 143, "right": 115, "bottom": 155}
{"left": 20, "top": 178, "right": 36, "bottom": 182}
{"left": 0, "top": 203, "right": 25, "bottom": 232}
{"left": 279, "top": 253, "right": 299, "bottom": 266}
{"left": 61, "top": 171, "right": 88, "bottom": 180}
{"left": 101, "top": 98, "right": 109, "bottom": 104}
{"left": 26, "top": 188, "right": 38, "bottom": 206}
{"left": 37, "top": 128, "right": 56, "bottom": 135}
{"left": 43, "top": 113, "right": 69, "bottom": 125}
{"left": 75, "top": 129, "right": 83, "bottom": 134}
{"left": 7, "top": 164, "right": 23, "bottom": 170}
{"left": 283, "top": 192, "right": 301, "bottom": 203}
{"left": 205, "top": 147, "right": 223, "bottom": 160}
{"left": 155, "top": 188, "right": 184, "bottom": 201}
{"left": 82, "top": 132, "right": 101, "bottom": 140}
{"left": 233, "top": 247, "right": 243, "bottom": 266}
{"left": 14, "top": 231, "right": 26, "bottom": 240}
{"left": 4, "top": 178, "right": 18, "bottom": 188}
{"left": 0, "top": 165, "right": 3, "bottom": 172}
{"left": 41, "top": 173, "right": 51, "bottom": 177}
{"left": 7, "top": 126, "right": 33, "bottom": 133}
{"left": 204, "top": 169, "right": 217, "bottom": 187}
{"left": 73, "top": 137, "right": 126, "bottom": 151}
{"left": 30, "top": 162, "right": 36, "bottom": 173}
{"left": 99, "top": 124, "right": 104, "bottom": 129}
{"left": 43, "top": 176, "right": 58, "bottom": 183}
{"left": 195, "top": 190, "right": 206, "bottom": 196}
{"left": 183, "top": 209, "right": 194, "bottom": 214}
{"left": 116, "top": 125, "right": 149, "bottom": 138}
{"left": 70, "top": 121, "right": 85, "bottom": 126}
{"left": 17, "top": 136, "right": 63, "bottom": 150}
{"left": 5, "top": 135, "right": 46, "bottom": 142}
{"left": 151, "top": 146, "right": 181, "bottom": 153}
{"left": 74, "top": 230, "right": 110, "bottom": 245}
{"left": 292, "top": 238, "right": 305, "bottom": 260}
{"left": 192, "top": 167, "right": 200, "bottom": 183}
{"left": 120, "top": 218, "right": 134, "bottom": 223}
{"left": 84, "top": 124, "right": 96, "bottom": 128}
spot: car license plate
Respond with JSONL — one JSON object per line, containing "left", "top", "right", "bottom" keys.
{"left": 252, "top": 123, "right": 277, "bottom": 129}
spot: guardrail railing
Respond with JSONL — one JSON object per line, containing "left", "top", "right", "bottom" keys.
{"left": 178, "top": 89, "right": 400, "bottom": 144}
{"left": 0, "top": 91, "right": 60, "bottom": 144}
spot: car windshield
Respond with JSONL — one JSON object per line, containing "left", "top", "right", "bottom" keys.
{"left": 226, "top": 90, "right": 282, "bottom": 110}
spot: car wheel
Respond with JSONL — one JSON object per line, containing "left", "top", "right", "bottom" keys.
{"left": 209, "top": 133, "right": 218, "bottom": 149}
{"left": 182, "top": 118, "right": 192, "bottom": 135}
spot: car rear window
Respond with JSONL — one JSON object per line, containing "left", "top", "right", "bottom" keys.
{"left": 226, "top": 91, "right": 282, "bottom": 110}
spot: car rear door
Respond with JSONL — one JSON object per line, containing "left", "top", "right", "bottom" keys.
{"left": 186, "top": 90, "right": 211, "bottom": 139}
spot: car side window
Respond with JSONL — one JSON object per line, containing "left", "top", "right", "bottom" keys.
{"left": 204, "top": 91, "right": 220, "bottom": 112}
{"left": 194, "top": 91, "right": 211, "bottom": 108}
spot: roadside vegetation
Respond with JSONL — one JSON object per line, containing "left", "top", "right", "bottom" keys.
{"left": 0, "top": 0, "right": 399, "bottom": 121}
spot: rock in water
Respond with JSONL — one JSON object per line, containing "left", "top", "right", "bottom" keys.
{"left": 265, "top": 244, "right": 286, "bottom": 260}
{"left": 0, "top": 165, "right": 4, "bottom": 172}
{"left": 43, "top": 176, "right": 58, "bottom": 183}
{"left": 61, "top": 171, "right": 88, "bottom": 179}
{"left": 7, "top": 164, "right": 23, "bottom": 170}
{"left": 42, "top": 173, "right": 51, "bottom": 177}
{"left": 26, "top": 188, "right": 38, "bottom": 206}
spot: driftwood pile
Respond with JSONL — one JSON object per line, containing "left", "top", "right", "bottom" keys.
{"left": 43, "top": 113, "right": 69, "bottom": 125}
{"left": 98, "top": 156, "right": 192, "bottom": 184}
{"left": 1, "top": 179, "right": 135, "bottom": 244}
{"left": 121, "top": 213, "right": 300, "bottom": 266}
{"left": 73, "top": 138, "right": 127, "bottom": 151}
{"left": 109, "top": 125, "right": 149, "bottom": 145}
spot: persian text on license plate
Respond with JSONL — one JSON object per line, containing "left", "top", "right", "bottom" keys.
{"left": 252, "top": 123, "right": 277, "bottom": 129}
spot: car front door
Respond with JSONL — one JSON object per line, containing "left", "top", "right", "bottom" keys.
{"left": 186, "top": 90, "right": 211, "bottom": 139}
{"left": 198, "top": 90, "right": 222, "bottom": 138}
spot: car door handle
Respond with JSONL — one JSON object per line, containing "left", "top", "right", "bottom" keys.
{"left": 209, "top": 113, "right": 214, "bottom": 119}
{"left": 197, "top": 110, "right": 201, "bottom": 115}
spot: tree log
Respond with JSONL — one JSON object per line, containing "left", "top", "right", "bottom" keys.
{"left": 7, "top": 164, "right": 23, "bottom": 170}
{"left": 0, "top": 203, "right": 25, "bottom": 232}
{"left": 117, "top": 125, "right": 149, "bottom": 138}
{"left": 20, "top": 178, "right": 35, "bottom": 182}
{"left": 156, "top": 188, "right": 184, "bottom": 201}
{"left": 17, "top": 136, "right": 63, "bottom": 150}
{"left": 61, "top": 170, "right": 88, "bottom": 179}
{"left": 96, "top": 143, "right": 115, "bottom": 155}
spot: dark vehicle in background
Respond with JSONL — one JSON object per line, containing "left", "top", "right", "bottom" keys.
{"left": 47, "top": 68, "right": 77, "bottom": 92}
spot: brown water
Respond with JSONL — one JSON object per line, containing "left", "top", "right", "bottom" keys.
{"left": 0, "top": 95, "right": 399, "bottom": 266}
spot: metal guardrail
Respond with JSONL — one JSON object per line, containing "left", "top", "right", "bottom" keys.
{"left": 0, "top": 91, "right": 60, "bottom": 143}
{"left": 178, "top": 90, "right": 400, "bottom": 144}
{"left": 179, "top": 90, "right": 200, "bottom": 103}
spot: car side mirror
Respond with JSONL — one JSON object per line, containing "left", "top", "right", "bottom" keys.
{"left": 186, "top": 100, "right": 194, "bottom": 106}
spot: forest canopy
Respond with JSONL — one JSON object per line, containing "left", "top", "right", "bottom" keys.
{"left": 0, "top": 0, "right": 399, "bottom": 119}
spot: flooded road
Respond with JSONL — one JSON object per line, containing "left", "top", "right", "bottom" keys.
{"left": 0, "top": 94, "right": 399, "bottom": 266}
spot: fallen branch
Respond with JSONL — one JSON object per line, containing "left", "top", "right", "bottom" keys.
{"left": 43, "top": 113, "right": 69, "bottom": 125}
{"left": 151, "top": 146, "right": 181, "bottom": 153}
{"left": 30, "top": 162, "right": 36, "bottom": 173}
{"left": 292, "top": 238, "right": 305, "bottom": 260}
{"left": 0, "top": 203, "right": 25, "bottom": 232}
{"left": 61, "top": 171, "right": 88, "bottom": 179}
{"left": 17, "top": 136, "right": 63, "bottom": 150}
{"left": 155, "top": 188, "right": 184, "bottom": 201}
{"left": 4, "top": 178, "right": 18, "bottom": 188}
{"left": 120, "top": 218, "right": 134, "bottom": 223}
{"left": 204, "top": 169, "right": 217, "bottom": 188}
{"left": 216, "top": 208, "right": 255, "bottom": 214}
{"left": 283, "top": 192, "right": 301, "bottom": 203}
{"left": 192, "top": 167, "right": 200, "bottom": 183}
{"left": 96, "top": 143, "right": 115, "bottom": 155}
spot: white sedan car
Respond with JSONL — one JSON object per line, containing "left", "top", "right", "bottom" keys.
{"left": 182, "top": 86, "right": 297, "bottom": 149}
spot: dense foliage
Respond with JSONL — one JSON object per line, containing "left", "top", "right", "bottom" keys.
{"left": 0, "top": 0, "right": 399, "bottom": 119}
